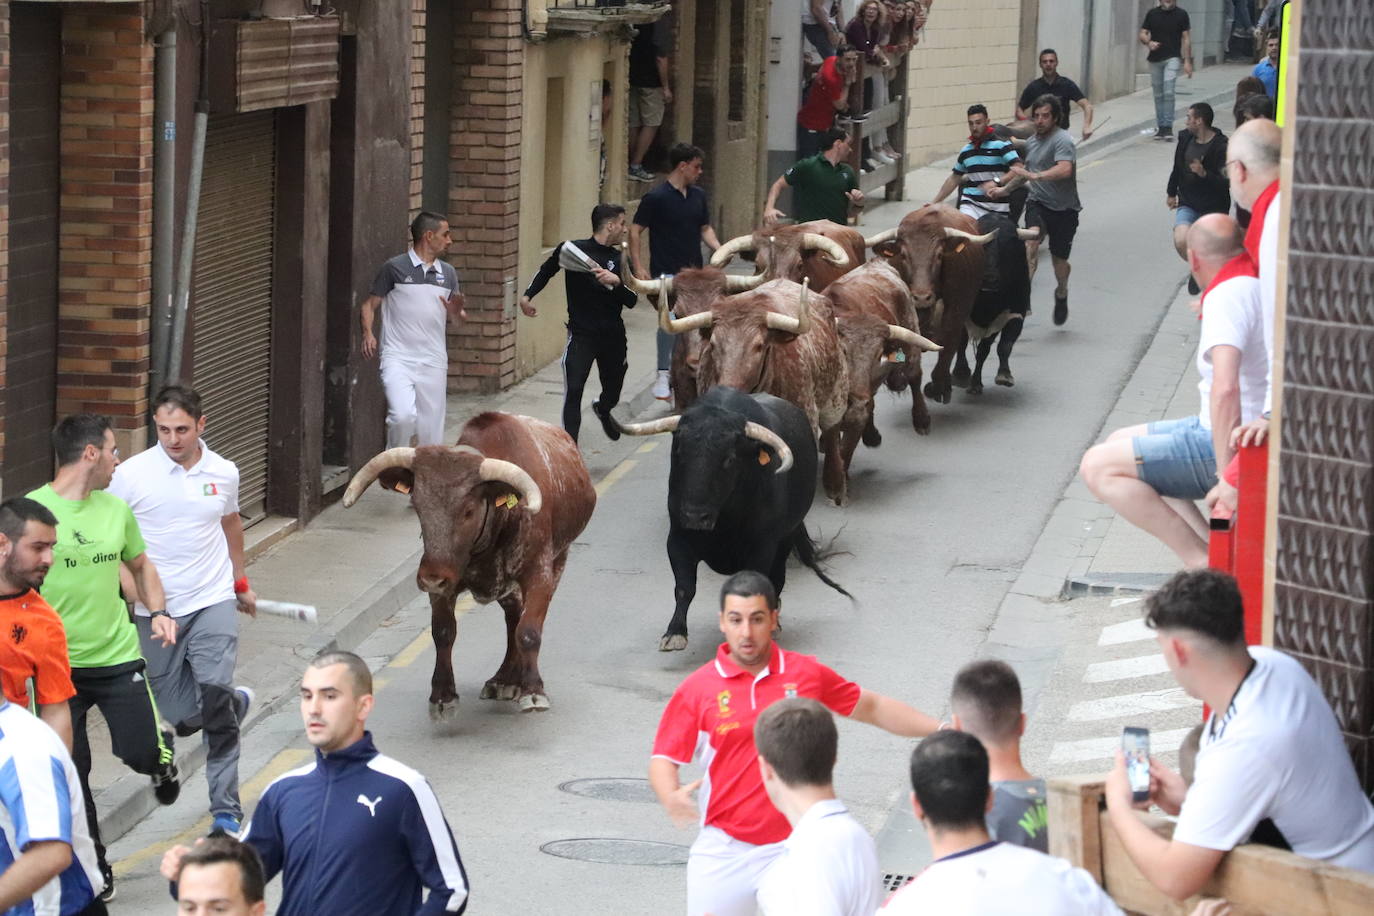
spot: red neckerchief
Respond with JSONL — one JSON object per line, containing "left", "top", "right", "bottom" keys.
{"left": 969, "top": 126, "right": 996, "bottom": 146}
{"left": 1243, "top": 180, "right": 1279, "bottom": 261}
{"left": 1198, "top": 252, "right": 1258, "bottom": 319}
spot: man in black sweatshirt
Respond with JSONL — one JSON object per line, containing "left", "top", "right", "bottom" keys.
{"left": 1167, "top": 103, "right": 1230, "bottom": 290}
{"left": 520, "top": 204, "right": 637, "bottom": 443}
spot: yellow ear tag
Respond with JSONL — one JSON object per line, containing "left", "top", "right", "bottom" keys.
{"left": 952, "top": 241, "right": 968, "bottom": 254}
{"left": 395, "top": 481, "right": 412, "bottom": 495}
{"left": 505, "top": 493, "right": 519, "bottom": 509}
{"left": 758, "top": 450, "right": 771, "bottom": 466}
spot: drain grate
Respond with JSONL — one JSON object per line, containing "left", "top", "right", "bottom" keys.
{"left": 540, "top": 838, "right": 690, "bottom": 867}
{"left": 882, "top": 873, "right": 915, "bottom": 892}
{"left": 557, "top": 777, "right": 659, "bottom": 804}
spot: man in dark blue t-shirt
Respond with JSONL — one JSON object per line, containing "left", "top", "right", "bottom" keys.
{"left": 628, "top": 143, "right": 721, "bottom": 400}
{"left": 1139, "top": 0, "right": 1193, "bottom": 140}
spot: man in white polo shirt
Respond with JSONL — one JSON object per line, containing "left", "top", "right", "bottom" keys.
{"left": 753, "top": 698, "right": 881, "bottom": 916}
{"left": 109, "top": 385, "right": 256, "bottom": 836}
{"left": 1106, "top": 569, "right": 1374, "bottom": 900}
{"left": 360, "top": 211, "right": 467, "bottom": 448}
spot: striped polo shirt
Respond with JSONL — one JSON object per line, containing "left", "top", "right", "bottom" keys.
{"left": 952, "top": 133, "right": 1021, "bottom": 217}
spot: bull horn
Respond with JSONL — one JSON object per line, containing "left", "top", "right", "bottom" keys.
{"left": 887, "top": 324, "right": 942, "bottom": 352}
{"left": 1016, "top": 228, "right": 1042, "bottom": 240}
{"left": 342, "top": 447, "right": 416, "bottom": 507}
{"left": 659, "top": 281, "right": 714, "bottom": 335}
{"left": 478, "top": 458, "right": 542, "bottom": 514}
{"left": 618, "top": 243, "right": 663, "bottom": 297}
{"left": 615, "top": 414, "right": 681, "bottom": 437}
{"left": 742, "top": 421, "right": 794, "bottom": 472}
{"left": 723, "top": 272, "right": 767, "bottom": 293}
{"left": 942, "top": 226, "right": 997, "bottom": 245}
{"left": 801, "top": 232, "right": 848, "bottom": 266}
{"left": 864, "top": 228, "right": 899, "bottom": 248}
{"left": 710, "top": 234, "right": 757, "bottom": 267}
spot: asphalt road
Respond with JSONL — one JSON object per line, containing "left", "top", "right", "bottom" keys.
{"left": 108, "top": 133, "right": 1194, "bottom": 914}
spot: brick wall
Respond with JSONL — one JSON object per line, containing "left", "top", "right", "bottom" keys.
{"left": 409, "top": 0, "right": 424, "bottom": 216}
{"left": 0, "top": 1, "right": 10, "bottom": 473}
{"left": 448, "top": 0, "right": 522, "bottom": 393}
{"left": 57, "top": 9, "right": 153, "bottom": 447}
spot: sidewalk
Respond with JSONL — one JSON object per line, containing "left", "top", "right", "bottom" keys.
{"left": 87, "top": 62, "right": 1243, "bottom": 846}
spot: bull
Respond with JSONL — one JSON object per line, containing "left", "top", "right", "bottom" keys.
{"left": 865, "top": 204, "right": 996, "bottom": 404}
{"left": 962, "top": 217, "right": 1039, "bottom": 394}
{"left": 342, "top": 412, "right": 595, "bottom": 716}
{"left": 710, "top": 220, "right": 862, "bottom": 292}
{"left": 661, "top": 278, "right": 853, "bottom": 504}
{"left": 614, "top": 386, "right": 849, "bottom": 650}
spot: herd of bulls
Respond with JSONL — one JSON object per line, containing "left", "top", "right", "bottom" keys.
{"left": 341, "top": 203, "right": 1038, "bottom": 718}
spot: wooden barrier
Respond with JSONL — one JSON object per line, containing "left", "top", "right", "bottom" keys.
{"left": 1048, "top": 775, "right": 1374, "bottom": 915}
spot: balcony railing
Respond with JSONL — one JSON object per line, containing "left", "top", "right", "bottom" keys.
{"left": 527, "top": 0, "right": 670, "bottom": 37}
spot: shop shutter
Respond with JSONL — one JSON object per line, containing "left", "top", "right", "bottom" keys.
{"left": 191, "top": 111, "right": 276, "bottom": 519}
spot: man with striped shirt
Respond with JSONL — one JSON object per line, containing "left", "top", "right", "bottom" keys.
{"left": 930, "top": 104, "right": 1022, "bottom": 220}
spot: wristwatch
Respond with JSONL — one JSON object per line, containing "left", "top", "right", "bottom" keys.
{"left": 150, "top": 610, "right": 170, "bottom": 621}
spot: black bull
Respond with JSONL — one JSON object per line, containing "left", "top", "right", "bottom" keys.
{"left": 953, "top": 214, "right": 1033, "bottom": 394}
{"left": 614, "top": 386, "right": 850, "bottom": 651}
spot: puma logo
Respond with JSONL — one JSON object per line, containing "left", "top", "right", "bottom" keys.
{"left": 357, "top": 794, "right": 382, "bottom": 817}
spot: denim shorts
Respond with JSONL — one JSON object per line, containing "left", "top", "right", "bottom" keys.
{"left": 1173, "top": 204, "right": 1201, "bottom": 227}
{"left": 1133, "top": 415, "right": 1217, "bottom": 500}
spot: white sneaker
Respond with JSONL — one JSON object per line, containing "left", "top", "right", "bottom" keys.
{"left": 874, "top": 151, "right": 896, "bottom": 164}
{"left": 653, "top": 370, "right": 671, "bottom": 400}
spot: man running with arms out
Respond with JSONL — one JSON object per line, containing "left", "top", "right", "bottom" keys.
{"left": 109, "top": 385, "right": 257, "bottom": 836}
{"left": 1015, "top": 49, "right": 1094, "bottom": 139}
{"left": 763, "top": 127, "right": 864, "bottom": 227}
{"left": 649, "top": 570, "right": 939, "bottom": 916}
{"left": 29, "top": 414, "right": 179, "bottom": 901}
{"left": 930, "top": 104, "right": 1021, "bottom": 222}
{"left": 0, "top": 498, "right": 76, "bottom": 751}
{"left": 1002, "top": 94, "right": 1081, "bottom": 325}
{"left": 161, "top": 651, "right": 469, "bottom": 915}
{"left": 519, "top": 204, "right": 636, "bottom": 444}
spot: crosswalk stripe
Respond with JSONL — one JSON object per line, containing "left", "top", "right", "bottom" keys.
{"left": 1083, "top": 653, "right": 1168, "bottom": 682}
{"left": 1067, "top": 688, "right": 1198, "bottom": 722}
{"left": 1098, "top": 617, "right": 1154, "bottom": 646}
{"left": 1049, "top": 726, "right": 1194, "bottom": 764}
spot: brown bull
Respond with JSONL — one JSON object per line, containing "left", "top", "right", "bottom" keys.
{"left": 867, "top": 204, "right": 996, "bottom": 404}
{"left": 711, "top": 220, "right": 863, "bottom": 292}
{"left": 827, "top": 260, "right": 941, "bottom": 495}
{"left": 663, "top": 278, "right": 853, "bottom": 504}
{"left": 342, "top": 412, "right": 595, "bottom": 716}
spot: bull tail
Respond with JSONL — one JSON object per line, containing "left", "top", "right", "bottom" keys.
{"left": 792, "top": 527, "right": 854, "bottom": 600}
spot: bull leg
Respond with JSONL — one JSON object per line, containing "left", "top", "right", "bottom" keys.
{"left": 968, "top": 334, "right": 995, "bottom": 395}
{"left": 924, "top": 348, "right": 954, "bottom": 405}
{"left": 860, "top": 410, "right": 882, "bottom": 447}
{"left": 908, "top": 362, "right": 931, "bottom": 434}
{"left": 428, "top": 593, "right": 461, "bottom": 721}
{"left": 821, "top": 426, "right": 848, "bottom": 507}
{"left": 480, "top": 596, "right": 523, "bottom": 702}
{"left": 996, "top": 317, "right": 1023, "bottom": 387}
{"left": 507, "top": 555, "right": 566, "bottom": 712}
{"left": 841, "top": 413, "right": 866, "bottom": 472}
{"left": 951, "top": 336, "right": 972, "bottom": 388}
{"left": 662, "top": 531, "right": 698, "bottom": 651}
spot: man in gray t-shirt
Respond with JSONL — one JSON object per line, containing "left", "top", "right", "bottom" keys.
{"left": 989, "top": 779, "right": 1050, "bottom": 852}
{"left": 1003, "top": 94, "right": 1081, "bottom": 326}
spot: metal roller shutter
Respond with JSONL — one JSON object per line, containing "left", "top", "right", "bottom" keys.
{"left": 192, "top": 111, "right": 277, "bottom": 520}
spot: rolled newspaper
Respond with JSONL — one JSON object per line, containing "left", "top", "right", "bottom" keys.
{"left": 255, "top": 600, "right": 319, "bottom": 625}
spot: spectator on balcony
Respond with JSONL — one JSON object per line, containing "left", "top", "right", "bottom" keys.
{"left": 796, "top": 45, "right": 860, "bottom": 160}
{"left": 628, "top": 15, "right": 673, "bottom": 183}
{"left": 1079, "top": 215, "right": 1265, "bottom": 569}
{"left": 845, "top": 1, "right": 893, "bottom": 169}
{"left": 881, "top": 731, "right": 1122, "bottom": 913}
{"left": 1105, "top": 569, "right": 1374, "bottom": 900}
{"left": 803, "top": 0, "right": 843, "bottom": 61}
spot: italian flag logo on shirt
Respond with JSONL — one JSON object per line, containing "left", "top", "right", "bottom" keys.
{"left": 203, "top": 483, "right": 219, "bottom": 496}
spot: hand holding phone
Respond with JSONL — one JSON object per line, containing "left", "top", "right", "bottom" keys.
{"left": 1123, "top": 726, "right": 1151, "bottom": 803}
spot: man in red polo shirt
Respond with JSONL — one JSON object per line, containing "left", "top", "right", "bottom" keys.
{"left": 797, "top": 46, "right": 859, "bottom": 159}
{"left": 649, "top": 570, "right": 940, "bottom": 916}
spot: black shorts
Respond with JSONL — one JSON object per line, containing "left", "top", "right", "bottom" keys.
{"left": 1025, "top": 201, "right": 1079, "bottom": 260}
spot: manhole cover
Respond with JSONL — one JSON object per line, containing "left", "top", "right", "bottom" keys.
{"left": 540, "top": 838, "right": 690, "bottom": 867}
{"left": 558, "top": 777, "right": 658, "bottom": 804}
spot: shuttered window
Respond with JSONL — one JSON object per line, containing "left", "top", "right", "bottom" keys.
{"left": 191, "top": 111, "right": 277, "bottom": 520}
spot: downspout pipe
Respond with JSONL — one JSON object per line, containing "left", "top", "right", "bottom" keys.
{"left": 150, "top": 29, "right": 176, "bottom": 410}
{"left": 167, "top": 3, "right": 212, "bottom": 384}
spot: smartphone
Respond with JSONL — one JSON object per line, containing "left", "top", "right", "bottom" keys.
{"left": 1122, "top": 726, "right": 1151, "bottom": 803}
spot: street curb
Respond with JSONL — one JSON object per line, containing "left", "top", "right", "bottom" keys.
{"left": 1062, "top": 572, "right": 1175, "bottom": 598}
{"left": 96, "top": 374, "right": 664, "bottom": 846}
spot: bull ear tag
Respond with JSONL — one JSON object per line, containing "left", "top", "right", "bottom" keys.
{"left": 951, "top": 241, "right": 967, "bottom": 254}
{"left": 394, "top": 481, "right": 412, "bottom": 495}
{"left": 495, "top": 493, "right": 519, "bottom": 509}
{"left": 758, "top": 449, "right": 771, "bottom": 466}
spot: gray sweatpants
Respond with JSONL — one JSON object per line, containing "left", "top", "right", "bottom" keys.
{"left": 137, "top": 598, "right": 243, "bottom": 820}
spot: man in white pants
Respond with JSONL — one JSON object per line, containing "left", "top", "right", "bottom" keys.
{"left": 360, "top": 211, "right": 467, "bottom": 448}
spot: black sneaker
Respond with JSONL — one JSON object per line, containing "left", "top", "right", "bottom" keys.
{"left": 99, "top": 862, "right": 115, "bottom": 902}
{"left": 1188, "top": 275, "right": 1200, "bottom": 295}
{"left": 152, "top": 760, "right": 181, "bottom": 806}
{"left": 593, "top": 403, "right": 621, "bottom": 441}
{"left": 1155, "top": 126, "right": 1174, "bottom": 141}
{"left": 1053, "top": 292, "right": 1069, "bottom": 326}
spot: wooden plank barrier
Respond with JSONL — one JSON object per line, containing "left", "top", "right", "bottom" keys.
{"left": 1048, "top": 775, "right": 1374, "bottom": 915}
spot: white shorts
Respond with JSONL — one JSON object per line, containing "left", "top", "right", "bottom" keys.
{"left": 686, "top": 826, "right": 785, "bottom": 916}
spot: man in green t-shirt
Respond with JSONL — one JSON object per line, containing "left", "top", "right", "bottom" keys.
{"left": 29, "top": 414, "right": 180, "bottom": 899}
{"left": 763, "top": 127, "right": 864, "bottom": 226}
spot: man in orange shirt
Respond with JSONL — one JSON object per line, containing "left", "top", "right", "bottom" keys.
{"left": 0, "top": 497, "right": 76, "bottom": 750}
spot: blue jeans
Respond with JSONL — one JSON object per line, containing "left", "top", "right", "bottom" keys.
{"left": 1231, "top": 0, "right": 1254, "bottom": 30}
{"left": 1150, "top": 57, "right": 1183, "bottom": 129}
{"left": 802, "top": 22, "right": 834, "bottom": 59}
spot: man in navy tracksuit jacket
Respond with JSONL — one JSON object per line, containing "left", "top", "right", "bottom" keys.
{"left": 164, "top": 651, "right": 468, "bottom": 914}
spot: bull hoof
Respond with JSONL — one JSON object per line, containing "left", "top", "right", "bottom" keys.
{"left": 936, "top": 388, "right": 952, "bottom": 405}
{"left": 480, "top": 681, "right": 519, "bottom": 701}
{"left": 861, "top": 426, "right": 882, "bottom": 447}
{"left": 659, "top": 633, "right": 689, "bottom": 652}
{"left": 995, "top": 368, "right": 1014, "bottom": 387}
{"left": 428, "top": 699, "right": 459, "bottom": 722}
{"left": 967, "top": 380, "right": 983, "bottom": 395}
{"left": 518, "top": 693, "right": 551, "bottom": 712}
{"left": 951, "top": 366, "right": 972, "bottom": 387}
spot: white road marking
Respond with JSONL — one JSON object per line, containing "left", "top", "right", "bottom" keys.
{"left": 1067, "top": 688, "right": 1197, "bottom": 722}
{"left": 1083, "top": 653, "right": 1169, "bottom": 682}
{"left": 1110, "top": 596, "right": 1143, "bottom": 608}
{"left": 1049, "top": 726, "right": 1194, "bottom": 764}
{"left": 1098, "top": 617, "right": 1154, "bottom": 646}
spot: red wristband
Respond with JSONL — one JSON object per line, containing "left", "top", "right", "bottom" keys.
{"left": 234, "top": 576, "right": 250, "bottom": 594}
